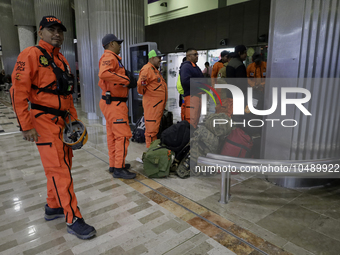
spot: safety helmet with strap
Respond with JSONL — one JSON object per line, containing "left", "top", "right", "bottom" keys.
{"left": 62, "top": 116, "right": 88, "bottom": 150}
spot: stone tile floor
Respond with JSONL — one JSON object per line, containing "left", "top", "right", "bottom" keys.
{"left": 1, "top": 91, "right": 340, "bottom": 255}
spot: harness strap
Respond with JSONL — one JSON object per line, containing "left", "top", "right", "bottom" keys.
{"left": 31, "top": 103, "right": 68, "bottom": 119}
{"left": 31, "top": 81, "right": 58, "bottom": 95}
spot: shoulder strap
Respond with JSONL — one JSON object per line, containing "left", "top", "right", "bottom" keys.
{"left": 35, "top": 46, "right": 64, "bottom": 71}
{"left": 36, "top": 46, "right": 53, "bottom": 63}
{"left": 34, "top": 46, "right": 69, "bottom": 95}
{"left": 112, "top": 53, "right": 125, "bottom": 68}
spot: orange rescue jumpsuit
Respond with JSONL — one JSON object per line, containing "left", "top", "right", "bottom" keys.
{"left": 211, "top": 61, "right": 224, "bottom": 79}
{"left": 10, "top": 40, "right": 81, "bottom": 224}
{"left": 215, "top": 63, "right": 233, "bottom": 116}
{"left": 98, "top": 50, "right": 131, "bottom": 169}
{"left": 137, "top": 62, "right": 168, "bottom": 148}
{"left": 246, "top": 61, "right": 267, "bottom": 90}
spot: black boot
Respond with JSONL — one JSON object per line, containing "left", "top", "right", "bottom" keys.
{"left": 109, "top": 164, "right": 130, "bottom": 173}
{"left": 113, "top": 167, "right": 136, "bottom": 179}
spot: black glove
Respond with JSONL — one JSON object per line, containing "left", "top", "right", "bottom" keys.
{"left": 125, "top": 70, "right": 137, "bottom": 88}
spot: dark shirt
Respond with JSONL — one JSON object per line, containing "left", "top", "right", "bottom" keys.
{"left": 225, "top": 57, "right": 247, "bottom": 98}
{"left": 226, "top": 57, "right": 247, "bottom": 78}
{"left": 179, "top": 61, "right": 204, "bottom": 97}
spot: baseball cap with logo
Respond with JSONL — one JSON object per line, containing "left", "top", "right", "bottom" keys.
{"left": 39, "top": 16, "right": 67, "bottom": 31}
{"left": 148, "top": 49, "right": 165, "bottom": 59}
{"left": 102, "top": 34, "right": 124, "bottom": 47}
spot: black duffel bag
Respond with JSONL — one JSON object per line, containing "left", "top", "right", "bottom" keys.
{"left": 160, "top": 120, "right": 191, "bottom": 154}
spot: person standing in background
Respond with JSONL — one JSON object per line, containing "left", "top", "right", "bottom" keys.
{"left": 211, "top": 50, "right": 229, "bottom": 80}
{"left": 137, "top": 49, "right": 168, "bottom": 148}
{"left": 177, "top": 57, "right": 186, "bottom": 121}
{"left": 202, "top": 62, "right": 212, "bottom": 77}
{"left": 224, "top": 45, "right": 248, "bottom": 116}
{"left": 98, "top": 33, "right": 136, "bottom": 179}
{"left": 247, "top": 53, "right": 266, "bottom": 91}
{"left": 179, "top": 48, "right": 204, "bottom": 128}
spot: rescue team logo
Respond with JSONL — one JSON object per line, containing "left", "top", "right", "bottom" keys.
{"left": 16, "top": 61, "right": 25, "bottom": 71}
{"left": 39, "top": 56, "right": 49, "bottom": 67}
{"left": 46, "top": 17, "right": 61, "bottom": 23}
{"left": 198, "top": 83, "right": 222, "bottom": 108}
{"left": 15, "top": 73, "right": 22, "bottom": 80}
{"left": 102, "top": 60, "right": 111, "bottom": 66}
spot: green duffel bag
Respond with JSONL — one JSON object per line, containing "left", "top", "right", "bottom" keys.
{"left": 142, "top": 139, "right": 175, "bottom": 178}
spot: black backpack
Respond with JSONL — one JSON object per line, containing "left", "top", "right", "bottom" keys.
{"left": 160, "top": 120, "right": 191, "bottom": 153}
{"left": 157, "top": 110, "right": 173, "bottom": 139}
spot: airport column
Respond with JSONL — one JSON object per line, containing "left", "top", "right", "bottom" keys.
{"left": 11, "top": 0, "right": 35, "bottom": 52}
{"left": 263, "top": 0, "right": 340, "bottom": 187}
{"left": 0, "top": 0, "right": 20, "bottom": 74}
{"left": 74, "top": 0, "right": 144, "bottom": 121}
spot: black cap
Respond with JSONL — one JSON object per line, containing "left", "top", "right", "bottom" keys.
{"left": 221, "top": 50, "right": 229, "bottom": 57}
{"left": 102, "top": 34, "right": 124, "bottom": 47}
{"left": 39, "top": 16, "right": 67, "bottom": 31}
{"left": 252, "top": 53, "right": 262, "bottom": 61}
{"left": 235, "top": 45, "right": 247, "bottom": 54}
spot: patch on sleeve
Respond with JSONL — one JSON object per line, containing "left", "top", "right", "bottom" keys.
{"left": 141, "top": 80, "right": 147, "bottom": 85}
{"left": 16, "top": 61, "right": 26, "bottom": 71}
{"left": 102, "top": 60, "right": 111, "bottom": 66}
{"left": 15, "top": 73, "right": 22, "bottom": 80}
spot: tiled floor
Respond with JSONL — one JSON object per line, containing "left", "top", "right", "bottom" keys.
{"left": 1, "top": 91, "right": 340, "bottom": 255}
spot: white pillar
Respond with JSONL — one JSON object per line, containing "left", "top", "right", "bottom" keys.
{"left": 17, "top": 26, "right": 35, "bottom": 52}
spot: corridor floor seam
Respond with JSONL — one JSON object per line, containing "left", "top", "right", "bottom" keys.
{"left": 81, "top": 146, "right": 275, "bottom": 255}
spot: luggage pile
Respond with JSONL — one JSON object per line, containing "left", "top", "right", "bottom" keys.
{"left": 142, "top": 120, "right": 192, "bottom": 179}
{"left": 190, "top": 113, "right": 233, "bottom": 168}
{"left": 141, "top": 88, "right": 264, "bottom": 179}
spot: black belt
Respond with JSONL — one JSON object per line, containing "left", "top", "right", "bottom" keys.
{"left": 31, "top": 103, "right": 68, "bottom": 119}
{"left": 101, "top": 96, "right": 128, "bottom": 102}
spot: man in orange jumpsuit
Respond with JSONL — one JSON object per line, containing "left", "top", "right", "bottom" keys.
{"left": 211, "top": 50, "right": 229, "bottom": 80}
{"left": 247, "top": 53, "right": 267, "bottom": 91}
{"left": 137, "top": 49, "right": 167, "bottom": 148}
{"left": 98, "top": 34, "right": 136, "bottom": 179}
{"left": 179, "top": 48, "right": 204, "bottom": 128}
{"left": 211, "top": 51, "right": 231, "bottom": 114}
{"left": 10, "top": 16, "right": 96, "bottom": 239}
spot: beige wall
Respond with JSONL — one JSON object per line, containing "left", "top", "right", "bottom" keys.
{"left": 144, "top": 0, "right": 251, "bottom": 25}
{"left": 145, "top": 0, "right": 218, "bottom": 25}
